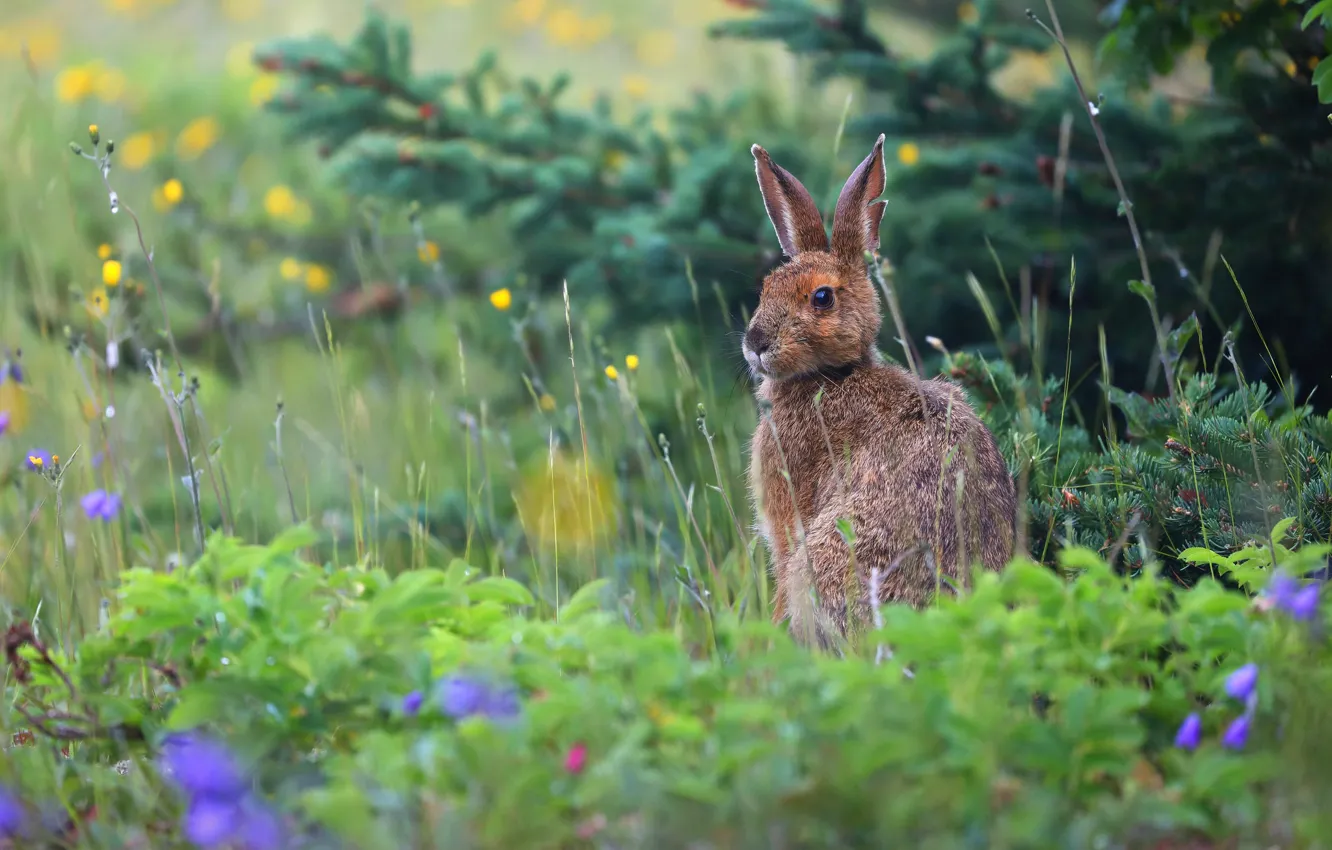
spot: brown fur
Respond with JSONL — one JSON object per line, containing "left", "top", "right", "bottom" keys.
{"left": 744, "top": 136, "right": 1017, "bottom": 646}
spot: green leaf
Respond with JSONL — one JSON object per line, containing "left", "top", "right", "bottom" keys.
{"left": 1302, "top": 0, "right": 1332, "bottom": 31}
{"left": 166, "top": 686, "right": 226, "bottom": 730}
{"left": 1177, "top": 548, "right": 1235, "bottom": 569}
{"left": 558, "top": 578, "right": 612, "bottom": 621}
{"left": 1313, "top": 58, "right": 1332, "bottom": 103}
{"left": 465, "top": 576, "right": 535, "bottom": 608}
{"left": 268, "top": 524, "right": 319, "bottom": 555}
{"left": 1126, "top": 279, "right": 1155, "bottom": 300}
{"left": 1270, "top": 517, "right": 1298, "bottom": 548}
{"left": 1057, "top": 545, "right": 1110, "bottom": 575}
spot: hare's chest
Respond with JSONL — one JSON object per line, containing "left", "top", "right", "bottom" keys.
{"left": 749, "top": 416, "right": 841, "bottom": 554}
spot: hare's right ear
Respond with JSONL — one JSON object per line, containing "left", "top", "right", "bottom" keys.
{"left": 751, "top": 144, "right": 829, "bottom": 258}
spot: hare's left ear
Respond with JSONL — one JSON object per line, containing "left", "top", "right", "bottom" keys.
{"left": 830, "top": 134, "right": 887, "bottom": 262}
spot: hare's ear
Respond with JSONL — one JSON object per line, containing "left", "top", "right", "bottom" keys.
{"left": 830, "top": 134, "right": 887, "bottom": 262}
{"left": 751, "top": 144, "right": 829, "bottom": 258}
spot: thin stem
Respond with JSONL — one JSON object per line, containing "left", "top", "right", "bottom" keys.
{"left": 1029, "top": 1, "right": 1178, "bottom": 407}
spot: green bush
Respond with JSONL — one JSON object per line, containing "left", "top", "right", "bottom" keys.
{"left": 5, "top": 523, "right": 1332, "bottom": 847}
{"left": 947, "top": 340, "right": 1332, "bottom": 582}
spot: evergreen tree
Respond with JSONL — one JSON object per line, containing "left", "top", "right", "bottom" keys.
{"left": 712, "top": 0, "right": 1332, "bottom": 413}
{"left": 950, "top": 335, "right": 1332, "bottom": 583}
{"left": 250, "top": 15, "right": 826, "bottom": 334}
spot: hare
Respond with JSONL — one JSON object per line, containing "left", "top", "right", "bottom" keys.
{"left": 744, "top": 135, "right": 1017, "bottom": 646}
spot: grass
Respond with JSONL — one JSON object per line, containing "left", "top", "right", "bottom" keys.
{"left": 0, "top": 0, "right": 1250, "bottom": 656}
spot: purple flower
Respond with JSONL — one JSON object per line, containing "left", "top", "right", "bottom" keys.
{"left": 0, "top": 411, "right": 9, "bottom": 437}
{"left": 1221, "top": 713, "right": 1251, "bottom": 750}
{"left": 1, "top": 360, "right": 22, "bottom": 385}
{"left": 80, "top": 489, "right": 122, "bottom": 522}
{"left": 1224, "top": 663, "right": 1259, "bottom": 701}
{"left": 435, "top": 674, "right": 521, "bottom": 722}
{"left": 0, "top": 786, "right": 24, "bottom": 837}
{"left": 1285, "top": 583, "right": 1320, "bottom": 621}
{"left": 184, "top": 797, "right": 241, "bottom": 847}
{"left": 1265, "top": 570, "right": 1322, "bottom": 620}
{"left": 160, "top": 733, "right": 249, "bottom": 800}
{"left": 402, "top": 690, "right": 424, "bottom": 717}
{"left": 1173, "top": 712, "right": 1202, "bottom": 751}
{"left": 24, "top": 449, "right": 51, "bottom": 472}
{"left": 238, "top": 797, "right": 285, "bottom": 850}
{"left": 1268, "top": 570, "right": 1300, "bottom": 601}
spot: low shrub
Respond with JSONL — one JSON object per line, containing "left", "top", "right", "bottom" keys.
{"left": 4, "top": 522, "right": 1332, "bottom": 847}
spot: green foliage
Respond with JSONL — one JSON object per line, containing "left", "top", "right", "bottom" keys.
{"left": 712, "top": 0, "right": 1332, "bottom": 415}
{"left": 946, "top": 343, "right": 1332, "bottom": 582}
{"left": 6, "top": 526, "right": 1332, "bottom": 846}
{"left": 250, "top": 13, "right": 823, "bottom": 334}
{"left": 1099, "top": 0, "right": 1331, "bottom": 100}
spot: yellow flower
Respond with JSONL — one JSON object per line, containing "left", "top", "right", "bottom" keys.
{"left": 279, "top": 257, "right": 303, "bottom": 280}
{"left": 604, "top": 365, "right": 619, "bottom": 380}
{"left": 97, "top": 243, "right": 113, "bottom": 260}
{"left": 622, "top": 75, "right": 650, "bottom": 99}
{"left": 304, "top": 264, "right": 331, "bottom": 293}
{"left": 507, "top": 0, "right": 546, "bottom": 26}
{"left": 418, "top": 241, "right": 440, "bottom": 263}
{"left": 28, "top": 454, "right": 43, "bottom": 469}
{"left": 176, "top": 116, "right": 220, "bottom": 159}
{"left": 1285, "top": 59, "right": 1297, "bottom": 77}
{"left": 102, "top": 259, "right": 122, "bottom": 286}
{"left": 118, "top": 131, "right": 156, "bottom": 170}
{"left": 489, "top": 287, "right": 513, "bottom": 311}
{"left": 545, "top": 8, "right": 582, "bottom": 45}
{"left": 55, "top": 65, "right": 94, "bottom": 102}
{"left": 88, "top": 123, "right": 99, "bottom": 140}
{"left": 897, "top": 142, "right": 921, "bottom": 166}
{"left": 625, "top": 354, "right": 639, "bottom": 371}
{"left": 106, "top": 0, "right": 138, "bottom": 12}
{"left": 222, "top": 0, "right": 262, "bottom": 21}
{"left": 264, "top": 185, "right": 298, "bottom": 219}
{"left": 87, "top": 287, "right": 109, "bottom": 317}
{"left": 162, "top": 178, "right": 183, "bottom": 205}
{"left": 94, "top": 67, "right": 126, "bottom": 102}
{"left": 957, "top": 2, "right": 979, "bottom": 24}
{"left": 539, "top": 393, "right": 556, "bottom": 412}
{"left": 635, "top": 31, "right": 677, "bottom": 66}
{"left": 249, "top": 73, "right": 279, "bottom": 106}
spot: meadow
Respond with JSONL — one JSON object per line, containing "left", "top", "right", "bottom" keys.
{"left": 3, "top": 0, "right": 1332, "bottom": 847}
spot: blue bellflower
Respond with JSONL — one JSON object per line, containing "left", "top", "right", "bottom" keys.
{"left": 1221, "top": 713, "right": 1251, "bottom": 750}
{"left": 160, "top": 733, "right": 284, "bottom": 849}
{"left": 1173, "top": 713, "right": 1202, "bottom": 751}
{"left": 1224, "top": 663, "right": 1259, "bottom": 701}
{"left": 0, "top": 786, "right": 24, "bottom": 837}
{"left": 436, "top": 674, "right": 521, "bottom": 721}
{"left": 402, "top": 690, "right": 425, "bottom": 717}
{"left": 80, "top": 489, "right": 123, "bottom": 522}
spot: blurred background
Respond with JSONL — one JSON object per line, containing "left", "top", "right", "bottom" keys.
{"left": 1, "top": 0, "right": 1328, "bottom": 637}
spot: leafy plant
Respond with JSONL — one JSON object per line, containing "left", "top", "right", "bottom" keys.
{"left": 5, "top": 524, "right": 1332, "bottom": 846}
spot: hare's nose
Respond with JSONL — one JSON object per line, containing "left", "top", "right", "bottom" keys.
{"left": 744, "top": 326, "right": 771, "bottom": 355}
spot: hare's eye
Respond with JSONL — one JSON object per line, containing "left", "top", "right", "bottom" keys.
{"left": 810, "top": 286, "right": 835, "bottom": 310}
